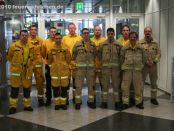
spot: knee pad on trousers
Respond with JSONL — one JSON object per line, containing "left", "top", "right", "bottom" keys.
{"left": 10, "top": 87, "right": 19, "bottom": 98}
{"left": 23, "top": 88, "right": 31, "bottom": 98}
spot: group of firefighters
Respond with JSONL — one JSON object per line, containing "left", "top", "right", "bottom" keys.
{"left": 7, "top": 23, "right": 161, "bottom": 114}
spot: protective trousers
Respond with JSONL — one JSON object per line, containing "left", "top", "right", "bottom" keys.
{"left": 9, "top": 88, "right": 32, "bottom": 109}
{"left": 121, "top": 70, "right": 143, "bottom": 105}
{"left": 53, "top": 87, "right": 68, "bottom": 105}
{"left": 33, "top": 66, "right": 44, "bottom": 100}
{"left": 143, "top": 64, "right": 158, "bottom": 99}
{"left": 101, "top": 68, "right": 120, "bottom": 103}
{"left": 94, "top": 70, "right": 102, "bottom": 94}
{"left": 72, "top": 69, "right": 76, "bottom": 100}
{"left": 45, "top": 64, "right": 52, "bottom": 101}
{"left": 9, "top": 67, "right": 32, "bottom": 108}
{"left": 75, "top": 68, "right": 95, "bottom": 104}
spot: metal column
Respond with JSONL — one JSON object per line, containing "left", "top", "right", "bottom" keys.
{"left": 0, "top": 16, "right": 6, "bottom": 86}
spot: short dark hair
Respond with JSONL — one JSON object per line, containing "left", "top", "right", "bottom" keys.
{"left": 20, "top": 30, "right": 28, "bottom": 35}
{"left": 107, "top": 28, "right": 115, "bottom": 33}
{"left": 121, "top": 25, "right": 130, "bottom": 31}
{"left": 55, "top": 32, "right": 61, "bottom": 36}
{"left": 81, "top": 28, "right": 89, "bottom": 34}
{"left": 29, "top": 24, "right": 37, "bottom": 30}
{"left": 129, "top": 31, "right": 138, "bottom": 39}
{"left": 49, "top": 26, "right": 56, "bottom": 31}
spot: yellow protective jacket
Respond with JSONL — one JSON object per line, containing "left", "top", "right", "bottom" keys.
{"left": 117, "top": 37, "right": 129, "bottom": 47}
{"left": 62, "top": 34, "right": 82, "bottom": 56}
{"left": 47, "top": 44, "right": 71, "bottom": 87}
{"left": 91, "top": 36, "right": 106, "bottom": 70}
{"left": 42, "top": 38, "right": 55, "bottom": 64}
{"left": 7, "top": 40, "right": 34, "bottom": 79}
{"left": 72, "top": 41, "right": 96, "bottom": 68}
{"left": 120, "top": 43, "right": 146, "bottom": 71}
{"left": 98, "top": 39, "right": 122, "bottom": 68}
{"left": 139, "top": 38, "right": 161, "bottom": 63}
{"left": 28, "top": 35, "right": 44, "bottom": 66}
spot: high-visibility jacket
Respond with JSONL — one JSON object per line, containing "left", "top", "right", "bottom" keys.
{"left": 28, "top": 35, "right": 44, "bottom": 66}
{"left": 120, "top": 42, "right": 146, "bottom": 71}
{"left": 42, "top": 38, "right": 55, "bottom": 64}
{"left": 98, "top": 39, "right": 122, "bottom": 68}
{"left": 139, "top": 38, "right": 161, "bottom": 63}
{"left": 7, "top": 40, "right": 34, "bottom": 79}
{"left": 117, "top": 36, "right": 129, "bottom": 47}
{"left": 47, "top": 44, "right": 71, "bottom": 87}
{"left": 72, "top": 41, "right": 96, "bottom": 68}
{"left": 91, "top": 36, "right": 106, "bottom": 70}
{"left": 62, "top": 34, "right": 82, "bottom": 56}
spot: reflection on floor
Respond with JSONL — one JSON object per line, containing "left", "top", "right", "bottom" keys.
{"left": 0, "top": 85, "right": 174, "bottom": 131}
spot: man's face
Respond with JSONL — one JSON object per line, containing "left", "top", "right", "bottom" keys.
{"left": 68, "top": 24, "right": 76, "bottom": 35}
{"left": 94, "top": 26, "right": 101, "bottom": 37}
{"left": 30, "top": 27, "right": 37, "bottom": 36}
{"left": 82, "top": 29, "right": 90, "bottom": 41}
{"left": 20, "top": 32, "right": 28, "bottom": 44}
{"left": 107, "top": 31, "right": 115, "bottom": 40}
{"left": 122, "top": 26, "right": 130, "bottom": 38}
{"left": 129, "top": 33, "right": 137, "bottom": 44}
{"left": 55, "top": 35, "right": 62, "bottom": 44}
{"left": 144, "top": 27, "right": 152, "bottom": 39}
{"left": 50, "top": 28, "right": 56, "bottom": 39}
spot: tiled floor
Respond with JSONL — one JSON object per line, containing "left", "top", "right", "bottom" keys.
{"left": 0, "top": 85, "right": 174, "bottom": 131}
{"left": 9, "top": 107, "right": 117, "bottom": 131}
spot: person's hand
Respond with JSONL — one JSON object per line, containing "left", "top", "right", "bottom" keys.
{"left": 146, "top": 60, "right": 154, "bottom": 66}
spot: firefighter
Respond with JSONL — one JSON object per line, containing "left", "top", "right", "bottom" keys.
{"left": 117, "top": 25, "right": 135, "bottom": 106}
{"left": 47, "top": 33, "right": 71, "bottom": 110}
{"left": 121, "top": 31, "right": 145, "bottom": 110}
{"left": 72, "top": 28, "right": 96, "bottom": 110}
{"left": 62, "top": 22, "right": 82, "bottom": 104}
{"left": 90, "top": 25, "right": 106, "bottom": 102}
{"left": 98, "top": 28, "right": 122, "bottom": 110}
{"left": 139, "top": 26, "right": 161, "bottom": 105}
{"left": 42, "top": 27, "right": 56, "bottom": 106}
{"left": 117, "top": 25, "right": 130, "bottom": 47}
{"left": 28, "top": 25, "right": 45, "bottom": 106}
{"left": 7, "top": 30, "right": 34, "bottom": 114}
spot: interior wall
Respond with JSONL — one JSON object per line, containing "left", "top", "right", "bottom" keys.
{"left": 145, "top": 0, "right": 174, "bottom": 93}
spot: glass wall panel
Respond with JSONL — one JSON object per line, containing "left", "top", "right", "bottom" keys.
{"left": 116, "top": 18, "right": 139, "bottom": 39}
{"left": 78, "top": 19, "right": 105, "bottom": 37}
{"left": 113, "top": 0, "right": 145, "bottom": 13}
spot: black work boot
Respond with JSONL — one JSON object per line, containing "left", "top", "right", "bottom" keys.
{"left": 24, "top": 106, "right": 33, "bottom": 111}
{"left": 38, "top": 99, "right": 45, "bottom": 107}
{"left": 87, "top": 102, "right": 96, "bottom": 109}
{"left": 55, "top": 105, "right": 60, "bottom": 110}
{"left": 75, "top": 103, "right": 81, "bottom": 110}
{"left": 9, "top": 107, "right": 16, "bottom": 114}
{"left": 151, "top": 99, "right": 159, "bottom": 105}
{"left": 100, "top": 102, "right": 108, "bottom": 109}
{"left": 45, "top": 99, "right": 51, "bottom": 106}
{"left": 61, "top": 105, "right": 68, "bottom": 110}
{"left": 136, "top": 102, "right": 144, "bottom": 109}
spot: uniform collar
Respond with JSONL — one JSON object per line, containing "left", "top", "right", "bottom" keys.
{"left": 106, "top": 38, "right": 115, "bottom": 43}
{"left": 127, "top": 41, "right": 139, "bottom": 49}
{"left": 142, "top": 37, "right": 155, "bottom": 43}
{"left": 68, "top": 33, "right": 78, "bottom": 37}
